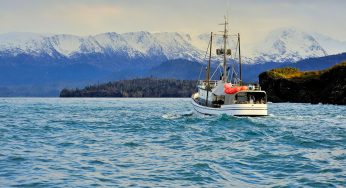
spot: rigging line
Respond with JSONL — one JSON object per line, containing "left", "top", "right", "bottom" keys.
{"left": 227, "top": 65, "right": 239, "bottom": 85}
{"left": 227, "top": 60, "right": 239, "bottom": 82}
{"left": 196, "top": 65, "right": 203, "bottom": 88}
{"left": 231, "top": 39, "right": 240, "bottom": 79}
{"left": 204, "top": 37, "right": 212, "bottom": 59}
{"left": 210, "top": 63, "right": 221, "bottom": 80}
{"left": 210, "top": 54, "right": 224, "bottom": 80}
{"left": 196, "top": 37, "right": 212, "bottom": 87}
{"left": 225, "top": 40, "right": 238, "bottom": 82}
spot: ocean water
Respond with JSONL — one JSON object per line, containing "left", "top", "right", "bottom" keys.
{"left": 0, "top": 98, "right": 345, "bottom": 187}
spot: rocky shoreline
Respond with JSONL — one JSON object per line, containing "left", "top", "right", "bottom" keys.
{"left": 259, "top": 62, "right": 346, "bottom": 105}
{"left": 60, "top": 62, "right": 346, "bottom": 104}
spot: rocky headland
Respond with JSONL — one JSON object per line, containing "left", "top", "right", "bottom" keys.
{"left": 259, "top": 62, "right": 346, "bottom": 105}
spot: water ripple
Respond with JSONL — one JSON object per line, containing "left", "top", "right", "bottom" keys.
{"left": 0, "top": 98, "right": 345, "bottom": 187}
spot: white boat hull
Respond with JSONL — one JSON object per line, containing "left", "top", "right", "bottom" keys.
{"left": 191, "top": 98, "right": 268, "bottom": 116}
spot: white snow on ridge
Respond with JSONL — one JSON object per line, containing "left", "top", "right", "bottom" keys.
{"left": 251, "top": 28, "right": 327, "bottom": 63}
{"left": 122, "top": 31, "right": 165, "bottom": 58}
{"left": 311, "top": 32, "right": 346, "bottom": 55}
{"left": 0, "top": 32, "right": 51, "bottom": 55}
{"left": 153, "top": 32, "right": 203, "bottom": 60}
{"left": 93, "top": 32, "right": 131, "bottom": 53}
{"left": 48, "top": 34, "right": 83, "bottom": 56}
{"left": 0, "top": 29, "right": 345, "bottom": 63}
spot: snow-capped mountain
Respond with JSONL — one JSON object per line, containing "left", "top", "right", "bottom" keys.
{"left": 0, "top": 28, "right": 345, "bottom": 64}
{"left": 250, "top": 28, "right": 328, "bottom": 63}
{"left": 171, "top": 28, "right": 340, "bottom": 64}
{"left": 1, "top": 29, "right": 346, "bottom": 97}
{"left": 0, "top": 31, "right": 204, "bottom": 62}
{"left": 0, "top": 32, "right": 53, "bottom": 56}
{"left": 311, "top": 33, "right": 346, "bottom": 55}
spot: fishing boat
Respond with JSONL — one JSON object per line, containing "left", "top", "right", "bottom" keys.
{"left": 191, "top": 18, "right": 268, "bottom": 116}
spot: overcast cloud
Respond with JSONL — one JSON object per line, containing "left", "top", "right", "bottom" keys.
{"left": 0, "top": 0, "right": 345, "bottom": 44}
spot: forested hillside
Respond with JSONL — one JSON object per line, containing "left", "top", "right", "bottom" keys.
{"left": 60, "top": 78, "right": 197, "bottom": 97}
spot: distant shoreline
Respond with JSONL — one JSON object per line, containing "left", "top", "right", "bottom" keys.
{"left": 60, "top": 78, "right": 197, "bottom": 98}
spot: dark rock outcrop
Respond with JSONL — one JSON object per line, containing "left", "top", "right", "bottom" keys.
{"left": 259, "top": 62, "right": 346, "bottom": 105}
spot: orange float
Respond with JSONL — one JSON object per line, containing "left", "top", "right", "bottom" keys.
{"left": 224, "top": 84, "right": 248, "bottom": 94}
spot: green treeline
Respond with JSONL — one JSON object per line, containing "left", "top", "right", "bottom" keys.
{"left": 60, "top": 78, "right": 197, "bottom": 98}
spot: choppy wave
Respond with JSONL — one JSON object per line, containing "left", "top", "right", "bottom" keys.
{"left": 0, "top": 98, "right": 345, "bottom": 187}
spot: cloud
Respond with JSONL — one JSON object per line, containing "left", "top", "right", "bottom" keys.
{"left": 0, "top": 0, "right": 345, "bottom": 43}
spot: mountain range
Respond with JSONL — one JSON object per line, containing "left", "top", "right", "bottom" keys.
{"left": 0, "top": 28, "right": 346, "bottom": 96}
{"left": 2, "top": 28, "right": 346, "bottom": 63}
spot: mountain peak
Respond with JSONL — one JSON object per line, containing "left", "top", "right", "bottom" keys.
{"left": 251, "top": 27, "right": 328, "bottom": 63}
{"left": 0, "top": 29, "right": 344, "bottom": 63}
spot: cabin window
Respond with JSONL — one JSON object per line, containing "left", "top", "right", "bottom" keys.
{"left": 235, "top": 92, "right": 267, "bottom": 104}
{"left": 235, "top": 93, "right": 248, "bottom": 104}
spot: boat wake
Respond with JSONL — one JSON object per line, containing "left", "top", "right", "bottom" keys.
{"left": 161, "top": 111, "right": 194, "bottom": 120}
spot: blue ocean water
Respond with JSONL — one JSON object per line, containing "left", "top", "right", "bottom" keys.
{"left": 0, "top": 98, "right": 345, "bottom": 187}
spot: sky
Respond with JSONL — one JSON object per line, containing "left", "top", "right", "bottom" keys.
{"left": 0, "top": 0, "right": 345, "bottom": 44}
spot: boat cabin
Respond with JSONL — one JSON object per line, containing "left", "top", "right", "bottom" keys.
{"left": 225, "top": 91, "right": 267, "bottom": 105}
{"left": 194, "top": 80, "right": 267, "bottom": 108}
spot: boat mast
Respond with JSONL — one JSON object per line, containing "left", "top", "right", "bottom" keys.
{"left": 205, "top": 32, "right": 213, "bottom": 106}
{"left": 206, "top": 32, "right": 213, "bottom": 84}
{"left": 222, "top": 18, "right": 228, "bottom": 82}
{"left": 238, "top": 33, "right": 242, "bottom": 85}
